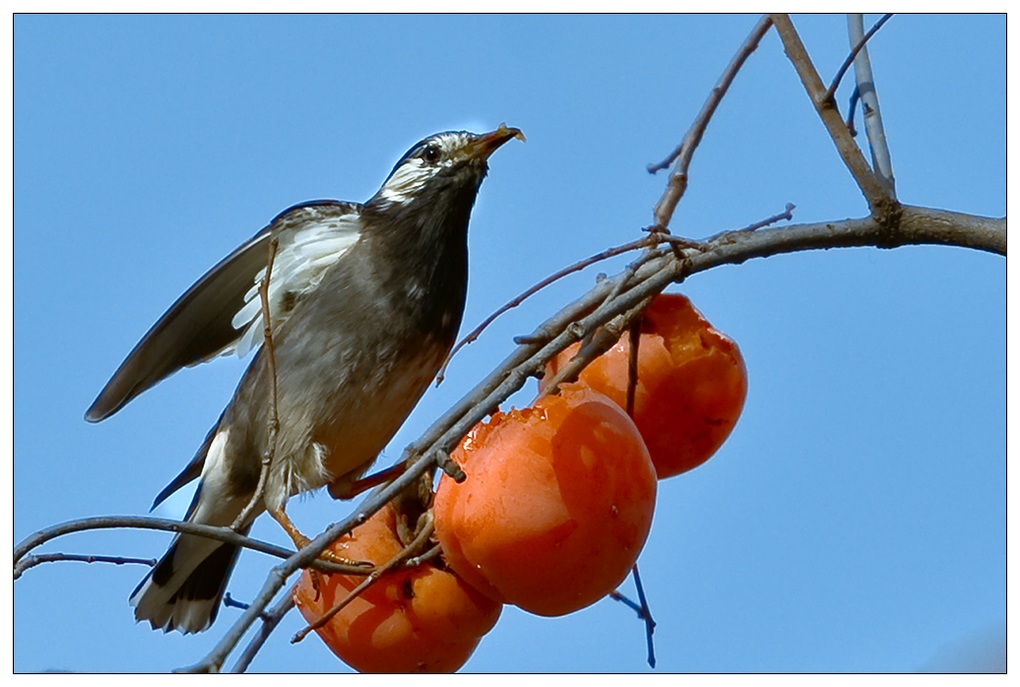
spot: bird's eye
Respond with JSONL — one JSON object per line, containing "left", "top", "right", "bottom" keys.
{"left": 422, "top": 144, "right": 441, "bottom": 164}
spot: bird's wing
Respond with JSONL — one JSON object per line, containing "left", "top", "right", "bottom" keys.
{"left": 228, "top": 201, "right": 363, "bottom": 357}
{"left": 85, "top": 200, "right": 363, "bottom": 422}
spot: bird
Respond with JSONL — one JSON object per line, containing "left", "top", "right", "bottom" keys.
{"left": 85, "top": 125, "right": 523, "bottom": 634}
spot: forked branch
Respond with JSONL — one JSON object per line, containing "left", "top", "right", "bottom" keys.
{"left": 770, "top": 13, "right": 896, "bottom": 218}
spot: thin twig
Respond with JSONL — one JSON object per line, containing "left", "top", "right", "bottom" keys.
{"left": 435, "top": 235, "right": 656, "bottom": 385}
{"left": 846, "top": 85, "right": 861, "bottom": 135}
{"left": 650, "top": 15, "right": 774, "bottom": 229}
{"left": 228, "top": 594, "right": 296, "bottom": 673}
{"left": 14, "top": 552, "right": 156, "bottom": 577}
{"left": 631, "top": 565, "right": 656, "bottom": 668}
{"left": 623, "top": 315, "right": 656, "bottom": 670}
{"left": 222, "top": 593, "right": 260, "bottom": 614}
{"left": 701, "top": 203, "right": 796, "bottom": 247}
{"left": 232, "top": 237, "right": 280, "bottom": 531}
{"left": 725, "top": 202, "right": 796, "bottom": 236}
{"left": 609, "top": 566, "right": 656, "bottom": 668}
{"left": 847, "top": 14, "right": 896, "bottom": 197}
{"left": 625, "top": 317, "right": 641, "bottom": 416}
{"left": 824, "top": 13, "right": 894, "bottom": 103}
{"left": 609, "top": 590, "right": 643, "bottom": 613}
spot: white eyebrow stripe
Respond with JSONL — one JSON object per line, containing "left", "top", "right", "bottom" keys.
{"left": 377, "top": 132, "right": 473, "bottom": 204}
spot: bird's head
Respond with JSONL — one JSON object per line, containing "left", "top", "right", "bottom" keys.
{"left": 369, "top": 125, "right": 524, "bottom": 212}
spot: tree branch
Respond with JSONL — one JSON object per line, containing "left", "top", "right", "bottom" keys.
{"left": 825, "top": 13, "right": 894, "bottom": 104}
{"left": 847, "top": 13, "right": 896, "bottom": 196}
{"left": 396, "top": 206, "right": 1003, "bottom": 508}
{"left": 228, "top": 594, "right": 296, "bottom": 673}
{"left": 13, "top": 515, "right": 372, "bottom": 579}
{"left": 650, "top": 15, "right": 774, "bottom": 229}
{"left": 14, "top": 552, "right": 156, "bottom": 577}
{"left": 770, "top": 14, "right": 896, "bottom": 218}
{"left": 233, "top": 237, "right": 281, "bottom": 531}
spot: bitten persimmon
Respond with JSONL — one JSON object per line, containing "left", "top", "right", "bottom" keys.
{"left": 542, "top": 293, "right": 747, "bottom": 479}
{"left": 433, "top": 385, "right": 657, "bottom": 617}
{"left": 292, "top": 502, "right": 502, "bottom": 673}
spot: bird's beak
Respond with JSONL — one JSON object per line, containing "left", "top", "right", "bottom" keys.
{"left": 464, "top": 124, "right": 525, "bottom": 160}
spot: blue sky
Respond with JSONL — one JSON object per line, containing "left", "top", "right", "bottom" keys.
{"left": 13, "top": 14, "right": 1005, "bottom": 673}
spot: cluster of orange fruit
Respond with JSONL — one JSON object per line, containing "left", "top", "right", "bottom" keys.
{"left": 293, "top": 293, "right": 748, "bottom": 672}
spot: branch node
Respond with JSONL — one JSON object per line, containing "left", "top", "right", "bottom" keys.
{"left": 435, "top": 451, "right": 466, "bottom": 483}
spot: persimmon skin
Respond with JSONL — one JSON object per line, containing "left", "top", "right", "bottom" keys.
{"left": 542, "top": 293, "right": 747, "bottom": 479}
{"left": 292, "top": 503, "right": 502, "bottom": 673}
{"left": 433, "top": 385, "right": 657, "bottom": 617}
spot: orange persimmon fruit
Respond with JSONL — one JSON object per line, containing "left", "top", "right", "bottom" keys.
{"left": 541, "top": 293, "right": 747, "bottom": 479}
{"left": 433, "top": 385, "right": 657, "bottom": 617}
{"left": 292, "top": 502, "right": 502, "bottom": 673}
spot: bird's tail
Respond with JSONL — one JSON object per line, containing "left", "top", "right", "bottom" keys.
{"left": 130, "top": 426, "right": 253, "bottom": 634}
{"left": 130, "top": 530, "right": 244, "bottom": 634}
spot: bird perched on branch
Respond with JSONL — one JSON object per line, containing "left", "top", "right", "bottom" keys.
{"left": 86, "top": 125, "right": 523, "bottom": 633}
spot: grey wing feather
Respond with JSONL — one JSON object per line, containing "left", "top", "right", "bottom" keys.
{"left": 85, "top": 230, "right": 273, "bottom": 422}
{"left": 85, "top": 200, "right": 362, "bottom": 423}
